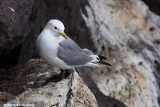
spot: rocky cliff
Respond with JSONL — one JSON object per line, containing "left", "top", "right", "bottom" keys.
{"left": 0, "top": 0, "right": 160, "bottom": 107}
{"left": 0, "top": 59, "right": 98, "bottom": 107}
{"left": 81, "top": 0, "right": 160, "bottom": 106}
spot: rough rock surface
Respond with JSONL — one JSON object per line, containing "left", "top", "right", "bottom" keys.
{"left": 0, "top": 0, "right": 34, "bottom": 68}
{"left": 0, "top": 59, "right": 97, "bottom": 107}
{"left": 0, "top": 0, "right": 34, "bottom": 55}
{"left": 81, "top": 0, "right": 160, "bottom": 106}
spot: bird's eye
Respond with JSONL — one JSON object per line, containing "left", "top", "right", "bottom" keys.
{"left": 54, "top": 27, "right": 57, "bottom": 29}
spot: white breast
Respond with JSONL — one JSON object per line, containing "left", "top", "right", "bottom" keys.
{"left": 36, "top": 29, "right": 73, "bottom": 69}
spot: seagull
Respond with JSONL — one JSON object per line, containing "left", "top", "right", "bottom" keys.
{"left": 36, "top": 19, "right": 111, "bottom": 69}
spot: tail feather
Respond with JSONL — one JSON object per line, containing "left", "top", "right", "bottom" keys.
{"left": 98, "top": 55, "right": 112, "bottom": 66}
{"left": 90, "top": 55, "right": 112, "bottom": 67}
{"left": 98, "top": 55, "right": 107, "bottom": 61}
{"left": 99, "top": 61, "right": 112, "bottom": 66}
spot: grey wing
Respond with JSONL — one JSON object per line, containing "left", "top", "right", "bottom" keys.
{"left": 57, "top": 37, "right": 93, "bottom": 66}
{"left": 82, "top": 48, "right": 94, "bottom": 55}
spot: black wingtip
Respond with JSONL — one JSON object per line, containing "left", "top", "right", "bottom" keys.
{"left": 98, "top": 55, "right": 107, "bottom": 61}
{"left": 99, "top": 61, "right": 112, "bottom": 66}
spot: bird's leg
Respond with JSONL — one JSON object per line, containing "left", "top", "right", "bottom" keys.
{"left": 60, "top": 69, "right": 65, "bottom": 79}
{"left": 67, "top": 69, "right": 76, "bottom": 75}
{"left": 60, "top": 69, "right": 75, "bottom": 79}
{"left": 60, "top": 69, "right": 70, "bottom": 79}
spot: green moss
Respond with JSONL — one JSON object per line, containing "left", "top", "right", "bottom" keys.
{"left": 125, "top": 80, "right": 132, "bottom": 94}
{"left": 121, "top": 65, "right": 132, "bottom": 94}
{"left": 74, "top": 99, "right": 79, "bottom": 103}
{"left": 112, "top": 90, "right": 116, "bottom": 95}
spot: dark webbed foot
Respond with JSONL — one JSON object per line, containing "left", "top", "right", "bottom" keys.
{"left": 60, "top": 69, "right": 75, "bottom": 79}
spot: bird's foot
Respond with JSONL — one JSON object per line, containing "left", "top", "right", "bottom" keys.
{"left": 60, "top": 69, "right": 75, "bottom": 79}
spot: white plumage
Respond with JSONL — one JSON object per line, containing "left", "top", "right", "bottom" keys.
{"left": 36, "top": 19, "right": 111, "bottom": 69}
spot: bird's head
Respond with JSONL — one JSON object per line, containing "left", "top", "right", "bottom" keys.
{"left": 46, "top": 19, "right": 67, "bottom": 39}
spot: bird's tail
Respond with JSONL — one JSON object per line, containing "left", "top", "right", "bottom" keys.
{"left": 98, "top": 55, "right": 112, "bottom": 66}
{"left": 90, "top": 55, "right": 112, "bottom": 67}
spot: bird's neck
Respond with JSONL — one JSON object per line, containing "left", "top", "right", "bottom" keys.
{"left": 50, "top": 30, "right": 59, "bottom": 37}
{"left": 44, "top": 26, "right": 59, "bottom": 37}
{"left": 42, "top": 28, "right": 64, "bottom": 42}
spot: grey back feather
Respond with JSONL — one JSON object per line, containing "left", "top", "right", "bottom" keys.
{"left": 57, "top": 37, "right": 93, "bottom": 66}
{"left": 82, "top": 48, "right": 94, "bottom": 55}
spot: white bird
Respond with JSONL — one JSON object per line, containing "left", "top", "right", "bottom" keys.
{"left": 36, "top": 19, "right": 111, "bottom": 69}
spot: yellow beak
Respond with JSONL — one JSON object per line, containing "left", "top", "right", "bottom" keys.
{"left": 59, "top": 32, "right": 67, "bottom": 39}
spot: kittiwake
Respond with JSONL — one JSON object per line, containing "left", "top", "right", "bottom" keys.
{"left": 36, "top": 19, "right": 111, "bottom": 69}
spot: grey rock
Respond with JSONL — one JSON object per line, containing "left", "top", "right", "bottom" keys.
{"left": 0, "top": 92, "right": 15, "bottom": 103}
{"left": 81, "top": 0, "right": 160, "bottom": 106}
{"left": 0, "top": 59, "right": 98, "bottom": 107}
{"left": 0, "top": 0, "right": 34, "bottom": 56}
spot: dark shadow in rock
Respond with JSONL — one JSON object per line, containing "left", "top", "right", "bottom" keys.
{"left": 77, "top": 68, "right": 126, "bottom": 107}
{"left": 142, "top": 0, "right": 160, "bottom": 15}
{"left": 0, "top": 46, "right": 21, "bottom": 69}
{"left": 41, "top": 69, "right": 72, "bottom": 86}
